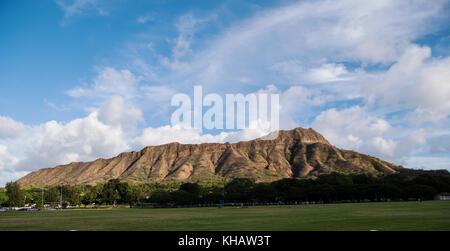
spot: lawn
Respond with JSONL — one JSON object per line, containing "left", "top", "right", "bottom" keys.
{"left": 0, "top": 201, "right": 449, "bottom": 231}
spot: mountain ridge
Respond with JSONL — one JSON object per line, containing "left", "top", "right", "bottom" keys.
{"left": 17, "top": 127, "right": 402, "bottom": 186}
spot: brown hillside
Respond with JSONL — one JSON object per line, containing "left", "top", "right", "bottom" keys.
{"left": 17, "top": 127, "right": 401, "bottom": 186}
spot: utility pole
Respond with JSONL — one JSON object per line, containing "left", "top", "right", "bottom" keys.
{"left": 42, "top": 186, "right": 44, "bottom": 210}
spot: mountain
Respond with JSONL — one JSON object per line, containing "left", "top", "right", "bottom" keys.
{"left": 17, "top": 127, "right": 402, "bottom": 186}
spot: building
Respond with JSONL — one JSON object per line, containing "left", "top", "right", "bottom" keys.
{"left": 434, "top": 193, "right": 450, "bottom": 200}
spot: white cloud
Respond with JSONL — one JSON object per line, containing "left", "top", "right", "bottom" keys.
{"left": 97, "top": 96, "right": 143, "bottom": 128}
{"left": 270, "top": 61, "right": 355, "bottom": 84}
{"left": 0, "top": 170, "right": 28, "bottom": 189}
{"left": 365, "top": 45, "right": 450, "bottom": 123}
{"left": 403, "top": 156, "right": 450, "bottom": 170}
{"left": 252, "top": 85, "right": 327, "bottom": 129}
{"left": 64, "top": 66, "right": 178, "bottom": 128}
{"left": 15, "top": 111, "right": 128, "bottom": 172}
{"left": 367, "top": 137, "right": 397, "bottom": 158}
{"left": 140, "top": 85, "right": 176, "bottom": 103}
{"left": 312, "top": 106, "right": 396, "bottom": 158}
{"left": 130, "top": 58, "right": 157, "bottom": 81}
{"left": 67, "top": 67, "right": 141, "bottom": 100}
{"left": 0, "top": 116, "right": 25, "bottom": 139}
{"left": 281, "top": 86, "right": 332, "bottom": 109}
{"left": 171, "top": 0, "right": 447, "bottom": 90}
{"left": 310, "top": 105, "right": 449, "bottom": 164}
{"left": 159, "top": 57, "right": 192, "bottom": 73}
{"left": 307, "top": 63, "right": 353, "bottom": 83}
{"left": 132, "top": 125, "right": 228, "bottom": 148}
{"left": 410, "top": 57, "right": 450, "bottom": 122}
{"left": 172, "top": 34, "right": 191, "bottom": 60}
{"left": 394, "top": 128, "right": 429, "bottom": 158}
{"left": 137, "top": 15, "right": 153, "bottom": 24}
{"left": 0, "top": 145, "right": 18, "bottom": 171}
{"left": 44, "top": 99, "right": 69, "bottom": 111}
{"left": 428, "top": 135, "right": 450, "bottom": 154}
{"left": 66, "top": 66, "right": 178, "bottom": 110}
{"left": 365, "top": 45, "right": 431, "bottom": 105}
{"left": 158, "top": 14, "right": 215, "bottom": 73}
{"left": 55, "top": 0, "right": 108, "bottom": 18}
{"left": 223, "top": 119, "right": 277, "bottom": 143}
{"left": 3, "top": 98, "right": 143, "bottom": 181}
{"left": 131, "top": 120, "right": 275, "bottom": 149}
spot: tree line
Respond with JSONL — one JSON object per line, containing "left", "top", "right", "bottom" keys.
{"left": 1, "top": 169, "right": 449, "bottom": 208}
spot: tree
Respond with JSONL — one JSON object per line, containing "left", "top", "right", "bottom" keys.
{"left": 272, "top": 178, "right": 312, "bottom": 202}
{"left": 179, "top": 183, "right": 201, "bottom": 195}
{"left": 251, "top": 183, "right": 276, "bottom": 202}
{"left": 62, "top": 185, "right": 81, "bottom": 206}
{"left": 149, "top": 190, "right": 172, "bottom": 204}
{"left": 201, "top": 191, "right": 224, "bottom": 204}
{"left": 171, "top": 190, "right": 196, "bottom": 205}
{"left": 306, "top": 184, "right": 335, "bottom": 202}
{"left": 100, "top": 179, "right": 121, "bottom": 205}
{"left": 413, "top": 174, "right": 450, "bottom": 192}
{"left": 124, "top": 185, "right": 144, "bottom": 207}
{"left": 24, "top": 188, "right": 42, "bottom": 206}
{"left": 317, "top": 172, "right": 353, "bottom": 186}
{"left": 5, "top": 182, "right": 25, "bottom": 207}
{"left": 0, "top": 191, "right": 8, "bottom": 206}
{"left": 116, "top": 181, "right": 130, "bottom": 204}
{"left": 91, "top": 184, "right": 104, "bottom": 205}
{"left": 352, "top": 174, "right": 377, "bottom": 185}
{"left": 81, "top": 192, "right": 93, "bottom": 207}
{"left": 403, "top": 184, "right": 437, "bottom": 200}
{"left": 376, "top": 184, "right": 401, "bottom": 200}
{"left": 81, "top": 186, "right": 95, "bottom": 207}
{"left": 224, "top": 178, "right": 255, "bottom": 202}
{"left": 45, "top": 186, "right": 60, "bottom": 203}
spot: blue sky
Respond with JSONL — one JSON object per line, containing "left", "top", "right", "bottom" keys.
{"left": 0, "top": 0, "right": 450, "bottom": 186}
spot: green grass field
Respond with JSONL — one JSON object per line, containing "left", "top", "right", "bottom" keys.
{"left": 1, "top": 201, "right": 449, "bottom": 231}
